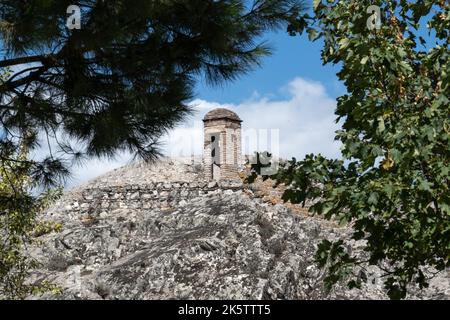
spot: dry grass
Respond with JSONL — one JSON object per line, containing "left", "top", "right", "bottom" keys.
{"left": 243, "top": 175, "right": 311, "bottom": 216}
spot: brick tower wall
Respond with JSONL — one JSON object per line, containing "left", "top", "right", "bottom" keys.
{"left": 203, "top": 119, "right": 242, "bottom": 181}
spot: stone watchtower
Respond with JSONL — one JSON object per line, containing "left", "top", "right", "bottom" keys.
{"left": 203, "top": 108, "right": 242, "bottom": 181}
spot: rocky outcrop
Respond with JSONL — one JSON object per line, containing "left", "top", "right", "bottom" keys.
{"left": 75, "top": 156, "right": 205, "bottom": 189}
{"left": 27, "top": 158, "right": 449, "bottom": 300}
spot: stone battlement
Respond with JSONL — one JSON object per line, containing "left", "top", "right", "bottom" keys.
{"left": 50, "top": 180, "right": 244, "bottom": 219}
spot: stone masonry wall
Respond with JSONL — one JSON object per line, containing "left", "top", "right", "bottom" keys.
{"left": 203, "top": 119, "right": 242, "bottom": 181}
{"left": 56, "top": 180, "right": 244, "bottom": 219}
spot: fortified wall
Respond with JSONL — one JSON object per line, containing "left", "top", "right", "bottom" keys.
{"left": 63, "top": 180, "right": 244, "bottom": 217}
{"left": 52, "top": 107, "right": 247, "bottom": 219}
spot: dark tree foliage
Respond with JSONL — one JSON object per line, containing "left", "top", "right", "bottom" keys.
{"left": 0, "top": 126, "right": 63, "bottom": 299}
{"left": 0, "top": 0, "right": 306, "bottom": 185}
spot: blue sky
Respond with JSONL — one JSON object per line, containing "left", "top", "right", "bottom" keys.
{"left": 195, "top": 30, "right": 344, "bottom": 104}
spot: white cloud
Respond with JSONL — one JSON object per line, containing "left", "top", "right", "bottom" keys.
{"left": 164, "top": 77, "right": 341, "bottom": 159}
{"left": 66, "top": 77, "right": 342, "bottom": 188}
{"left": 67, "top": 152, "right": 132, "bottom": 189}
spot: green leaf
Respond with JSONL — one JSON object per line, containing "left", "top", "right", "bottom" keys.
{"left": 313, "top": 0, "right": 321, "bottom": 10}
{"left": 307, "top": 28, "right": 319, "bottom": 41}
{"left": 377, "top": 117, "right": 385, "bottom": 133}
{"left": 417, "top": 178, "right": 432, "bottom": 192}
{"left": 339, "top": 38, "right": 350, "bottom": 49}
{"left": 383, "top": 183, "right": 395, "bottom": 199}
{"left": 368, "top": 192, "right": 379, "bottom": 205}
